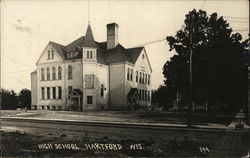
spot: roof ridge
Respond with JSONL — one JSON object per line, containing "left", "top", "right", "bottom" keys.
{"left": 49, "top": 41, "right": 65, "bottom": 47}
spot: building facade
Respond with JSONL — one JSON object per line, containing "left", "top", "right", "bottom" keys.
{"left": 31, "top": 23, "right": 152, "bottom": 111}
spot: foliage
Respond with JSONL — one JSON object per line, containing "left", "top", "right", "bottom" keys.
{"left": 0, "top": 88, "right": 18, "bottom": 110}
{"left": 164, "top": 9, "right": 249, "bottom": 112}
{"left": 0, "top": 88, "right": 31, "bottom": 110}
{"left": 18, "top": 88, "right": 31, "bottom": 109}
{"left": 152, "top": 85, "right": 175, "bottom": 109}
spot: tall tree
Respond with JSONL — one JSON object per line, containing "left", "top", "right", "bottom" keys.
{"left": 18, "top": 89, "right": 31, "bottom": 109}
{"left": 0, "top": 89, "right": 18, "bottom": 110}
{"left": 164, "top": 9, "right": 248, "bottom": 113}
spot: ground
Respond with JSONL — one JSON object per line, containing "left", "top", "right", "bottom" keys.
{"left": 1, "top": 110, "right": 249, "bottom": 157}
{"left": 0, "top": 129, "right": 222, "bottom": 157}
{"left": 1, "top": 109, "right": 239, "bottom": 127}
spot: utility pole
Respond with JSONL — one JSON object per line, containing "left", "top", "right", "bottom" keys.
{"left": 186, "top": 14, "right": 194, "bottom": 127}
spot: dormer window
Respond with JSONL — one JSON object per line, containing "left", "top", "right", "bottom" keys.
{"left": 67, "top": 52, "right": 76, "bottom": 59}
{"left": 87, "top": 50, "right": 93, "bottom": 59}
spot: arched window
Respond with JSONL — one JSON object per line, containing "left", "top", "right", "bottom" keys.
{"left": 52, "top": 67, "right": 56, "bottom": 80}
{"left": 136, "top": 71, "right": 138, "bottom": 82}
{"left": 127, "top": 68, "right": 130, "bottom": 80}
{"left": 58, "top": 67, "right": 62, "bottom": 80}
{"left": 68, "top": 66, "right": 72, "bottom": 80}
{"left": 47, "top": 68, "right": 50, "bottom": 80}
{"left": 100, "top": 84, "right": 104, "bottom": 97}
{"left": 41, "top": 68, "right": 44, "bottom": 81}
{"left": 130, "top": 69, "right": 133, "bottom": 81}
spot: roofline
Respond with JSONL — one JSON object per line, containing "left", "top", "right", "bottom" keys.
{"left": 142, "top": 48, "right": 153, "bottom": 73}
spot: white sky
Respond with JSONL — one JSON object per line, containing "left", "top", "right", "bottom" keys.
{"left": 1, "top": 0, "right": 249, "bottom": 92}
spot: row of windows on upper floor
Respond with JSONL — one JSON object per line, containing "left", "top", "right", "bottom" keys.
{"left": 127, "top": 68, "right": 150, "bottom": 85}
{"left": 41, "top": 66, "right": 72, "bottom": 81}
{"left": 47, "top": 48, "right": 95, "bottom": 60}
{"left": 66, "top": 50, "right": 95, "bottom": 59}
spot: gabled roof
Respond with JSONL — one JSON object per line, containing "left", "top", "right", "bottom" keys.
{"left": 126, "top": 47, "right": 144, "bottom": 64}
{"left": 49, "top": 41, "right": 65, "bottom": 59}
{"left": 64, "top": 36, "right": 85, "bottom": 52}
{"left": 127, "top": 88, "right": 138, "bottom": 98}
{"left": 38, "top": 24, "right": 146, "bottom": 66}
{"left": 98, "top": 42, "right": 134, "bottom": 64}
{"left": 70, "top": 88, "right": 83, "bottom": 97}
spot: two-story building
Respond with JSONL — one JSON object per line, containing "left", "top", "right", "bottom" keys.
{"left": 31, "top": 23, "right": 152, "bottom": 111}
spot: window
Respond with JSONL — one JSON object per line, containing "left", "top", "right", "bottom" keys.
{"left": 52, "top": 67, "right": 56, "bottom": 80}
{"left": 90, "top": 51, "right": 93, "bottom": 58}
{"left": 142, "top": 73, "right": 144, "bottom": 84}
{"left": 52, "top": 87, "right": 56, "bottom": 99}
{"left": 145, "top": 91, "right": 147, "bottom": 101}
{"left": 142, "top": 54, "right": 145, "bottom": 59}
{"left": 68, "top": 66, "right": 72, "bottom": 80}
{"left": 47, "top": 68, "right": 50, "bottom": 80}
{"left": 47, "top": 87, "right": 50, "bottom": 99}
{"left": 67, "top": 53, "right": 71, "bottom": 58}
{"left": 127, "top": 68, "right": 130, "bottom": 80}
{"left": 148, "top": 90, "right": 150, "bottom": 101}
{"left": 42, "top": 106, "right": 44, "bottom": 110}
{"left": 68, "top": 86, "right": 72, "bottom": 98}
{"left": 87, "top": 96, "right": 93, "bottom": 104}
{"left": 87, "top": 50, "right": 93, "bottom": 59}
{"left": 148, "top": 74, "right": 150, "bottom": 85}
{"left": 48, "top": 50, "right": 50, "bottom": 59}
{"left": 138, "top": 90, "right": 141, "bottom": 100}
{"left": 58, "top": 87, "right": 62, "bottom": 99}
{"left": 47, "top": 106, "right": 50, "bottom": 110}
{"left": 58, "top": 67, "right": 62, "bottom": 80}
{"left": 51, "top": 50, "right": 54, "bottom": 59}
{"left": 136, "top": 71, "right": 138, "bottom": 82}
{"left": 87, "top": 50, "right": 89, "bottom": 58}
{"left": 130, "top": 69, "right": 133, "bottom": 81}
{"left": 71, "top": 52, "right": 75, "bottom": 58}
{"left": 100, "top": 84, "right": 104, "bottom": 97}
{"left": 41, "top": 69, "right": 44, "bottom": 81}
{"left": 139, "top": 72, "right": 141, "bottom": 83}
{"left": 85, "top": 74, "right": 94, "bottom": 89}
{"left": 41, "top": 87, "right": 45, "bottom": 99}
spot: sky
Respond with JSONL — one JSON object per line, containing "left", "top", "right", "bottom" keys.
{"left": 1, "top": 0, "right": 249, "bottom": 92}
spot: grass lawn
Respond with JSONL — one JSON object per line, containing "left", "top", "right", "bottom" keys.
{"left": 0, "top": 130, "right": 223, "bottom": 157}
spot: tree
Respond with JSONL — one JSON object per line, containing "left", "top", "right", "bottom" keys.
{"left": 0, "top": 89, "right": 18, "bottom": 110}
{"left": 18, "top": 89, "right": 31, "bottom": 110}
{"left": 152, "top": 85, "right": 176, "bottom": 109}
{"left": 164, "top": 9, "right": 248, "bottom": 114}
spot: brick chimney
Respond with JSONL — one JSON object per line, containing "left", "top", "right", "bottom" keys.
{"left": 107, "top": 23, "right": 119, "bottom": 49}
